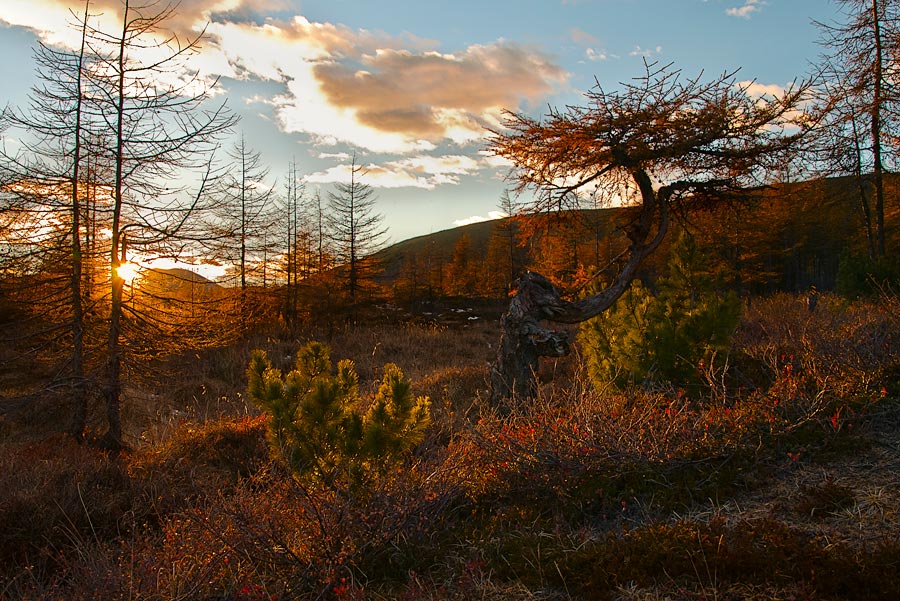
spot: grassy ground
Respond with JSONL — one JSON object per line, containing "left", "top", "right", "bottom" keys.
{"left": 1, "top": 293, "right": 898, "bottom": 600}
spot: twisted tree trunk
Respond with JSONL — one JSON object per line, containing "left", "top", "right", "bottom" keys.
{"left": 491, "top": 173, "right": 670, "bottom": 401}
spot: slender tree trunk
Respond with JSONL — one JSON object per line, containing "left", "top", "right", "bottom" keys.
{"left": 348, "top": 172, "right": 358, "bottom": 302}
{"left": 291, "top": 183, "right": 299, "bottom": 322}
{"left": 239, "top": 149, "right": 248, "bottom": 329}
{"left": 316, "top": 191, "right": 325, "bottom": 271}
{"left": 872, "top": 0, "right": 887, "bottom": 258}
{"left": 69, "top": 1, "right": 91, "bottom": 440}
{"left": 103, "top": 0, "right": 130, "bottom": 450}
{"left": 849, "top": 115, "right": 877, "bottom": 259}
{"left": 106, "top": 241, "right": 125, "bottom": 448}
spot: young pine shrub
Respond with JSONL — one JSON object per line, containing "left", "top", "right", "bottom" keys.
{"left": 246, "top": 341, "right": 431, "bottom": 488}
{"left": 579, "top": 232, "right": 742, "bottom": 391}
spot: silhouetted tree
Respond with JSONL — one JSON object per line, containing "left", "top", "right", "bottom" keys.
{"left": 0, "top": 1, "right": 97, "bottom": 439}
{"left": 327, "top": 156, "right": 386, "bottom": 303}
{"left": 488, "top": 61, "right": 814, "bottom": 400}
{"left": 216, "top": 135, "right": 277, "bottom": 289}
{"left": 281, "top": 158, "right": 304, "bottom": 326}
{"left": 210, "top": 134, "right": 277, "bottom": 327}
{"left": 84, "top": 0, "right": 236, "bottom": 447}
{"left": 814, "top": 0, "right": 900, "bottom": 257}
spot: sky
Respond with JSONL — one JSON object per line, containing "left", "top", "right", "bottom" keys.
{"left": 0, "top": 0, "right": 843, "bottom": 246}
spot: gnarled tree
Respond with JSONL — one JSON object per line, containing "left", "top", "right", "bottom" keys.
{"left": 488, "top": 61, "right": 815, "bottom": 400}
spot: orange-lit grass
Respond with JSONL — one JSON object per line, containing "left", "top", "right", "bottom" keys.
{"left": 3, "top": 292, "right": 899, "bottom": 599}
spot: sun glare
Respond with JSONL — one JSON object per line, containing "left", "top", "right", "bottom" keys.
{"left": 116, "top": 262, "right": 141, "bottom": 283}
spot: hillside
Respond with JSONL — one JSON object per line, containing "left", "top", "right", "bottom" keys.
{"left": 375, "top": 218, "right": 497, "bottom": 281}
{"left": 374, "top": 174, "right": 900, "bottom": 297}
{"left": 139, "top": 267, "right": 224, "bottom": 298}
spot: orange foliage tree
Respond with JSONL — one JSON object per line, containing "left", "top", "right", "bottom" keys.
{"left": 487, "top": 61, "right": 817, "bottom": 400}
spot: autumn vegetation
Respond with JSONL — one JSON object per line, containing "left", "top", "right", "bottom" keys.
{"left": 2, "top": 282, "right": 899, "bottom": 599}
{"left": 3, "top": 0, "right": 900, "bottom": 599}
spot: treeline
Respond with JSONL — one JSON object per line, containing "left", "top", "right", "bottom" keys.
{"left": 384, "top": 174, "right": 900, "bottom": 305}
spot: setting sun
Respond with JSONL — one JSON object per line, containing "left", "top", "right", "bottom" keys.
{"left": 116, "top": 262, "right": 140, "bottom": 283}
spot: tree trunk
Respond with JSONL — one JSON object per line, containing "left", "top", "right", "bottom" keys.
{"left": 871, "top": 0, "right": 887, "bottom": 258}
{"left": 492, "top": 173, "right": 669, "bottom": 401}
{"left": 490, "top": 272, "right": 572, "bottom": 400}
{"left": 102, "top": 1, "right": 129, "bottom": 451}
{"left": 69, "top": 1, "right": 91, "bottom": 441}
{"left": 105, "top": 269, "right": 124, "bottom": 449}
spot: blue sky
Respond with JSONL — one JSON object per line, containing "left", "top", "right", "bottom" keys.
{"left": 0, "top": 0, "right": 840, "bottom": 244}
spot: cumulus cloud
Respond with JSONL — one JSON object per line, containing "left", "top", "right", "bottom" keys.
{"left": 585, "top": 48, "right": 612, "bottom": 61}
{"left": 305, "top": 43, "right": 567, "bottom": 151}
{"left": 0, "top": 0, "right": 243, "bottom": 48}
{"left": 205, "top": 13, "right": 566, "bottom": 153}
{"left": 1, "top": 1, "right": 568, "bottom": 155}
{"left": 306, "top": 154, "right": 481, "bottom": 190}
{"left": 738, "top": 80, "right": 787, "bottom": 99}
{"left": 569, "top": 27, "right": 613, "bottom": 62}
{"left": 205, "top": 9, "right": 566, "bottom": 153}
{"left": 736, "top": 80, "right": 808, "bottom": 131}
{"left": 726, "top": 0, "right": 766, "bottom": 19}
{"left": 0, "top": 0, "right": 245, "bottom": 97}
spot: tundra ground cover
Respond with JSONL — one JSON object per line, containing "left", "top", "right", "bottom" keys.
{"left": 1, "top": 292, "right": 899, "bottom": 600}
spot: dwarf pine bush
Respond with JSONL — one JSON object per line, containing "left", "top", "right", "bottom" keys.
{"left": 580, "top": 232, "right": 742, "bottom": 390}
{"left": 246, "top": 341, "right": 430, "bottom": 487}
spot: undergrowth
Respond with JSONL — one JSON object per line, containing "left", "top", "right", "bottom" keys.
{"left": 1, "top": 292, "right": 898, "bottom": 599}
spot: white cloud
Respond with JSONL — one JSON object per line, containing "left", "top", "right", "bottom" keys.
{"left": 317, "top": 152, "right": 352, "bottom": 161}
{"left": 726, "top": 0, "right": 766, "bottom": 19}
{"left": 570, "top": 27, "right": 612, "bottom": 62}
{"left": 453, "top": 211, "right": 507, "bottom": 227}
{"left": 1, "top": 1, "right": 568, "bottom": 155}
{"left": 735, "top": 80, "right": 808, "bottom": 132}
{"left": 629, "top": 45, "right": 663, "bottom": 58}
{"left": 307, "top": 154, "right": 481, "bottom": 190}
{"left": 202, "top": 17, "right": 567, "bottom": 153}
{"left": 305, "top": 42, "right": 568, "bottom": 152}
{"left": 738, "top": 80, "right": 786, "bottom": 99}
{"left": 0, "top": 1, "right": 236, "bottom": 97}
{"left": 585, "top": 48, "right": 611, "bottom": 62}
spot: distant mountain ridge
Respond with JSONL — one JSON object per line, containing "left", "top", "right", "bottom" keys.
{"left": 373, "top": 174, "right": 900, "bottom": 296}
{"left": 139, "top": 267, "right": 223, "bottom": 297}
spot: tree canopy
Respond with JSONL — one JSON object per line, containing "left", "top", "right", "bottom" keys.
{"left": 488, "top": 61, "right": 817, "bottom": 400}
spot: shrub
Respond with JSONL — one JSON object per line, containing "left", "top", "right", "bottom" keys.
{"left": 580, "top": 232, "right": 742, "bottom": 390}
{"left": 246, "top": 341, "right": 431, "bottom": 488}
{"left": 836, "top": 251, "right": 900, "bottom": 298}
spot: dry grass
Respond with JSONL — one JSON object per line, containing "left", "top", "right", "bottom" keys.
{"left": 2, "top": 293, "right": 899, "bottom": 599}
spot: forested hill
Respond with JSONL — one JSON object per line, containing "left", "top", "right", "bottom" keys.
{"left": 376, "top": 174, "right": 900, "bottom": 298}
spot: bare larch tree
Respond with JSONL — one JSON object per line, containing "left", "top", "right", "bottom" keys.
{"left": 327, "top": 155, "right": 387, "bottom": 303}
{"left": 84, "top": 0, "right": 236, "bottom": 448}
{"left": 814, "top": 0, "right": 900, "bottom": 258}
